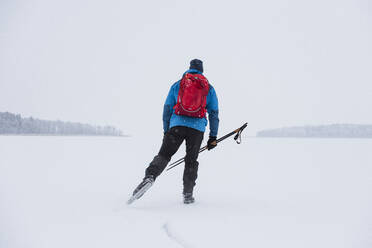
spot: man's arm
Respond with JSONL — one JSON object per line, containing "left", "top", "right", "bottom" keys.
{"left": 206, "top": 86, "right": 219, "bottom": 137}
{"left": 162, "top": 83, "right": 178, "bottom": 133}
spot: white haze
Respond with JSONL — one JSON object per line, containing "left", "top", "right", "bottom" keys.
{"left": 0, "top": 0, "right": 372, "bottom": 136}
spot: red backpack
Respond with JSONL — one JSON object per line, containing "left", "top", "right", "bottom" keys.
{"left": 174, "top": 73, "right": 210, "bottom": 118}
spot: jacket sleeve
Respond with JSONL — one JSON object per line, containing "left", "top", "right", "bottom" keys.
{"left": 162, "top": 83, "right": 177, "bottom": 133}
{"left": 206, "top": 86, "right": 219, "bottom": 137}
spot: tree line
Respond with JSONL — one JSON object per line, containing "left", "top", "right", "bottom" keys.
{"left": 0, "top": 112, "right": 123, "bottom": 136}
{"left": 257, "top": 124, "right": 372, "bottom": 138}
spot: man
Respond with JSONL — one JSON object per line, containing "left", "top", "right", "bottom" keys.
{"left": 132, "top": 59, "right": 219, "bottom": 204}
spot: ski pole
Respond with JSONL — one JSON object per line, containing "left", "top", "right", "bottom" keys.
{"left": 166, "top": 122, "right": 248, "bottom": 171}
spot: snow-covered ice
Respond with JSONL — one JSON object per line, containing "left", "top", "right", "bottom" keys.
{"left": 1, "top": 135, "right": 371, "bottom": 248}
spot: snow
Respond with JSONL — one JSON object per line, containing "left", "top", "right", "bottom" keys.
{"left": 1, "top": 136, "right": 371, "bottom": 248}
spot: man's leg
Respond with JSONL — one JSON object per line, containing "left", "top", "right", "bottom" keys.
{"left": 183, "top": 128, "right": 204, "bottom": 195}
{"left": 130, "top": 127, "right": 186, "bottom": 201}
{"left": 145, "top": 126, "right": 185, "bottom": 179}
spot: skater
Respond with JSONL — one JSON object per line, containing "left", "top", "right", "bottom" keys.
{"left": 131, "top": 59, "right": 219, "bottom": 204}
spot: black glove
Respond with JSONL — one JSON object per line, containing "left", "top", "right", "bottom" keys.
{"left": 207, "top": 136, "right": 217, "bottom": 150}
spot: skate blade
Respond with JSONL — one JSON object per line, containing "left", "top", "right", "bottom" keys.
{"left": 126, "top": 181, "right": 153, "bottom": 205}
{"left": 127, "top": 196, "right": 136, "bottom": 205}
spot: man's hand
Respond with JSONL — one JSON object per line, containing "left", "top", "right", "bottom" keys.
{"left": 207, "top": 136, "right": 217, "bottom": 150}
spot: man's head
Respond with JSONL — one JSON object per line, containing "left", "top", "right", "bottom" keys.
{"left": 189, "top": 59, "right": 203, "bottom": 73}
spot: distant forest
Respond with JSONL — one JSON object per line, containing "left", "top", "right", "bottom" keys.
{"left": 0, "top": 112, "right": 123, "bottom": 136}
{"left": 257, "top": 124, "right": 372, "bottom": 138}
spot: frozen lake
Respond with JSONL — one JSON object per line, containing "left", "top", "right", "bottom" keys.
{"left": 1, "top": 136, "right": 371, "bottom": 248}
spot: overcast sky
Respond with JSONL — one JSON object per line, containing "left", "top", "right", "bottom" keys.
{"left": 1, "top": 0, "right": 371, "bottom": 136}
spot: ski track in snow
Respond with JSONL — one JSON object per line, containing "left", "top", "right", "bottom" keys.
{"left": 163, "top": 222, "right": 191, "bottom": 248}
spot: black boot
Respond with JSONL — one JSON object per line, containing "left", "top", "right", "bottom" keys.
{"left": 127, "top": 175, "right": 155, "bottom": 205}
{"left": 183, "top": 192, "right": 195, "bottom": 204}
{"left": 133, "top": 175, "right": 155, "bottom": 197}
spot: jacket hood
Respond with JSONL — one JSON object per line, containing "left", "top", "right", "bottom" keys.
{"left": 183, "top": 69, "right": 203, "bottom": 76}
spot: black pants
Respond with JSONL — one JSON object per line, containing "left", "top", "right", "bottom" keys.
{"left": 145, "top": 126, "right": 204, "bottom": 193}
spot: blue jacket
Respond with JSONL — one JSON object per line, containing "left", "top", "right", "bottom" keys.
{"left": 163, "top": 69, "right": 219, "bottom": 137}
